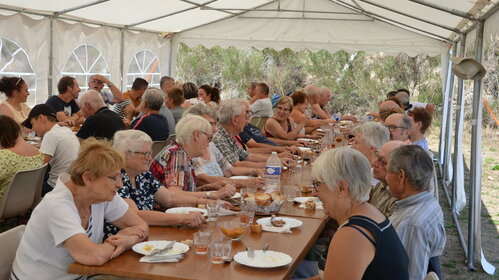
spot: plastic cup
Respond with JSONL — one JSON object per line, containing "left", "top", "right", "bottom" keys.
{"left": 206, "top": 201, "right": 220, "bottom": 222}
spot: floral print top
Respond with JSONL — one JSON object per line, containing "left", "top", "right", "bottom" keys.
{"left": 0, "top": 149, "right": 44, "bottom": 200}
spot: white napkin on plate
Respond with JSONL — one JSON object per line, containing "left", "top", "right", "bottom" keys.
{"left": 298, "top": 203, "right": 324, "bottom": 210}
{"left": 262, "top": 225, "right": 292, "bottom": 234}
{"left": 140, "top": 254, "right": 184, "bottom": 263}
{"left": 219, "top": 208, "right": 238, "bottom": 216}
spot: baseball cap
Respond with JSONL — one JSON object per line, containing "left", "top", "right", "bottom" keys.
{"left": 21, "top": 104, "right": 58, "bottom": 129}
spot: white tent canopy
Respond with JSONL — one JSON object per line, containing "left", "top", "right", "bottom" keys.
{"left": 0, "top": 0, "right": 498, "bottom": 274}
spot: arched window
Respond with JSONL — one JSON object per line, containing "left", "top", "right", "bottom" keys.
{"left": 126, "top": 50, "right": 160, "bottom": 89}
{"left": 0, "top": 36, "right": 37, "bottom": 106}
{"left": 61, "top": 44, "right": 110, "bottom": 91}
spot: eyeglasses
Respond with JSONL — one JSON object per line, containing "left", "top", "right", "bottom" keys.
{"left": 312, "top": 180, "right": 322, "bottom": 192}
{"left": 199, "top": 130, "right": 213, "bottom": 142}
{"left": 237, "top": 111, "right": 252, "bottom": 120}
{"left": 128, "top": 150, "right": 153, "bottom": 159}
{"left": 373, "top": 150, "right": 387, "bottom": 167}
{"left": 385, "top": 125, "right": 407, "bottom": 131}
{"left": 276, "top": 106, "right": 291, "bottom": 112}
{"left": 106, "top": 175, "right": 122, "bottom": 185}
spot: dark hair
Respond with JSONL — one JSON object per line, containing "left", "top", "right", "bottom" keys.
{"left": 33, "top": 114, "right": 58, "bottom": 123}
{"left": 166, "top": 88, "right": 185, "bottom": 106}
{"left": 257, "top": 83, "right": 270, "bottom": 95}
{"left": 160, "top": 76, "right": 174, "bottom": 88}
{"left": 132, "top": 78, "right": 149, "bottom": 91}
{"left": 248, "top": 82, "right": 258, "bottom": 90}
{"left": 0, "top": 115, "right": 21, "bottom": 148}
{"left": 199, "top": 84, "right": 221, "bottom": 104}
{"left": 397, "top": 88, "right": 410, "bottom": 95}
{"left": 291, "top": 91, "right": 308, "bottom": 106}
{"left": 386, "top": 90, "right": 398, "bottom": 98}
{"left": 0, "top": 77, "right": 25, "bottom": 97}
{"left": 57, "top": 76, "right": 76, "bottom": 94}
{"left": 182, "top": 82, "right": 198, "bottom": 99}
{"left": 407, "top": 108, "right": 432, "bottom": 134}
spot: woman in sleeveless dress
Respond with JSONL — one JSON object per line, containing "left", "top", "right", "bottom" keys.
{"left": 311, "top": 147, "right": 409, "bottom": 280}
{"left": 0, "top": 77, "right": 31, "bottom": 124}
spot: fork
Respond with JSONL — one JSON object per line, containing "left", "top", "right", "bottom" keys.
{"left": 149, "top": 241, "right": 175, "bottom": 256}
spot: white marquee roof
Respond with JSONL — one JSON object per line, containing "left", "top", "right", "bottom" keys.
{"left": 0, "top": 0, "right": 497, "bottom": 56}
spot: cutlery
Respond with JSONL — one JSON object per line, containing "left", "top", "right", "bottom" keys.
{"left": 149, "top": 241, "right": 175, "bottom": 256}
{"left": 262, "top": 243, "right": 269, "bottom": 254}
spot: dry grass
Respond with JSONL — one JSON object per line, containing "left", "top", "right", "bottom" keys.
{"left": 428, "top": 125, "right": 499, "bottom": 279}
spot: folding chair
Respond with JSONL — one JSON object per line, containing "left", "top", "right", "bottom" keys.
{"left": 0, "top": 225, "right": 26, "bottom": 280}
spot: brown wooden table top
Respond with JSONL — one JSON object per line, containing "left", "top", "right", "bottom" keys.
{"left": 278, "top": 200, "right": 328, "bottom": 220}
{"left": 68, "top": 215, "right": 326, "bottom": 280}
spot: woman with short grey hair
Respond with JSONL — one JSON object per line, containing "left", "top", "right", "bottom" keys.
{"left": 131, "top": 88, "right": 169, "bottom": 141}
{"left": 150, "top": 114, "right": 236, "bottom": 199}
{"left": 312, "top": 147, "right": 408, "bottom": 279}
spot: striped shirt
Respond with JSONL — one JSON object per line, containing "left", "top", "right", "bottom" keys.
{"left": 369, "top": 181, "right": 397, "bottom": 217}
{"left": 390, "top": 191, "right": 446, "bottom": 280}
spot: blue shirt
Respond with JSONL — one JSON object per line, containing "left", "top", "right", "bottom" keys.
{"left": 239, "top": 124, "right": 277, "bottom": 146}
{"left": 131, "top": 113, "right": 169, "bottom": 141}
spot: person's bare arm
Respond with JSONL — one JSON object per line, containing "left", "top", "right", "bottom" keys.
{"left": 232, "top": 160, "right": 266, "bottom": 168}
{"left": 311, "top": 104, "right": 330, "bottom": 119}
{"left": 64, "top": 234, "right": 117, "bottom": 266}
{"left": 264, "top": 118, "right": 304, "bottom": 140}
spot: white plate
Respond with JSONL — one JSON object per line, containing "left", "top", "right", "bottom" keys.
{"left": 256, "top": 217, "right": 303, "bottom": 228}
{"left": 293, "top": 197, "right": 321, "bottom": 204}
{"left": 234, "top": 250, "right": 292, "bottom": 268}
{"left": 132, "top": 241, "right": 190, "bottom": 256}
{"left": 231, "top": 192, "right": 241, "bottom": 199}
{"left": 297, "top": 138, "right": 319, "bottom": 144}
{"left": 297, "top": 147, "right": 312, "bottom": 152}
{"left": 230, "top": 176, "right": 253, "bottom": 180}
{"left": 165, "top": 207, "right": 207, "bottom": 216}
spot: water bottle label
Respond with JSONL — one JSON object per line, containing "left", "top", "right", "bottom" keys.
{"left": 367, "top": 115, "right": 373, "bottom": 121}
{"left": 331, "top": 114, "right": 340, "bottom": 121}
{"left": 266, "top": 167, "right": 281, "bottom": 176}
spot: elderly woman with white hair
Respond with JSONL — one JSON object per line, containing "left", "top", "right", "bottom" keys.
{"left": 312, "top": 147, "right": 408, "bottom": 280}
{"left": 150, "top": 114, "right": 236, "bottom": 199}
{"left": 104, "top": 130, "right": 222, "bottom": 237}
{"left": 131, "top": 88, "right": 169, "bottom": 141}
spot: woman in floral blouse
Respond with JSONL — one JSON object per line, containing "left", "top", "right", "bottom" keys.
{"left": 0, "top": 115, "right": 44, "bottom": 200}
{"left": 106, "top": 129, "right": 230, "bottom": 237}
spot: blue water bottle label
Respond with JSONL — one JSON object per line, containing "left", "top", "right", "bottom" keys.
{"left": 367, "top": 115, "right": 373, "bottom": 121}
{"left": 331, "top": 114, "right": 340, "bottom": 121}
{"left": 266, "top": 166, "right": 281, "bottom": 176}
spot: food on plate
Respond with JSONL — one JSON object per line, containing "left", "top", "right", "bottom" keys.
{"left": 270, "top": 218, "right": 286, "bottom": 227}
{"left": 143, "top": 244, "right": 154, "bottom": 252}
{"left": 304, "top": 198, "right": 317, "bottom": 210}
{"left": 250, "top": 223, "right": 263, "bottom": 233}
{"left": 181, "top": 239, "right": 194, "bottom": 247}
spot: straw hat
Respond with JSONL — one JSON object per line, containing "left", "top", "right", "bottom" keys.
{"left": 451, "top": 57, "right": 486, "bottom": 80}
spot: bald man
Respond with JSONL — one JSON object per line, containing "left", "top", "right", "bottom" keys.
{"left": 370, "top": 140, "right": 407, "bottom": 217}
{"left": 384, "top": 113, "right": 412, "bottom": 142}
{"left": 77, "top": 90, "right": 125, "bottom": 140}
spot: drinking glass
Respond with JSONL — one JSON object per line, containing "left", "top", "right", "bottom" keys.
{"left": 239, "top": 203, "right": 255, "bottom": 224}
{"left": 283, "top": 184, "right": 298, "bottom": 202}
{"left": 210, "top": 237, "right": 231, "bottom": 264}
{"left": 194, "top": 229, "right": 212, "bottom": 255}
{"left": 206, "top": 201, "right": 220, "bottom": 222}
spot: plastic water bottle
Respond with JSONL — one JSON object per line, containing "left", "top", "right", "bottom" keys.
{"left": 265, "top": 152, "right": 281, "bottom": 192}
{"left": 331, "top": 112, "right": 341, "bottom": 122}
{"left": 361, "top": 115, "right": 374, "bottom": 122}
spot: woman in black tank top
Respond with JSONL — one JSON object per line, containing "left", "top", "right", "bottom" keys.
{"left": 312, "top": 148, "right": 408, "bottom": 280}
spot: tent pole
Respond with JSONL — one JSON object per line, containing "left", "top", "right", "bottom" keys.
{"left": 442, "top": 44, "right": 457, "bottom": 187}
{"left": 408, "top": 0, "right": 476, "bottom": 20}
{"left": 48, "top": 17, "right": 54, "bottom": 96}
{"left": 467, "top": 20, "right": 484, "bottom": 271}
{"left": 438, "top": 49, "right": 452, "bottom": 166}
{"left": 120, "top": 28, "right": 125, "bottom": 90}
{"left": 452, "top": 34, "right": 466, "bottom": 212}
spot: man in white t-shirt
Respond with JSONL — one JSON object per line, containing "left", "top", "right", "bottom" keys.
{"left": 249, "top": 82, "right": 273, "bottom": 117}
{"left": 22, "top": 104, "right": 80, "bottom": 195}
{"left": 396, "top": 89, "right": 435, "bottom": 115}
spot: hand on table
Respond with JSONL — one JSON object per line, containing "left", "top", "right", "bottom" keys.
{"left": 213, "top": 184, "right": 236, "bottom": 199}
{"left": 182, "top": 212, "right": 206, "bottom": 227}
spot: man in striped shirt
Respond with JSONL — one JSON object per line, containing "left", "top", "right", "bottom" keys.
{"left": 386, "top": 145, "right": 446, "bottom": 280}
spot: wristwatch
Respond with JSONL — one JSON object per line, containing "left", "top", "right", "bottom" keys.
{"left": 205, "top": 191, "right": 212, "bottom": 199}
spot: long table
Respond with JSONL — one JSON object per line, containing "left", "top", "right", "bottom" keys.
{"left": 68, "top": 214, "right": 326, "bottom": 280}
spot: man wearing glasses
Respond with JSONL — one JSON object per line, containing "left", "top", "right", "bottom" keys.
{"left": 370, "top": 140, "right": 406, "bottom": 217}
{"left": 384, "top": 113, "right": 412, "bottom": 142}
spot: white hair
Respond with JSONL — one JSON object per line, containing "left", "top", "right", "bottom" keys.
{"left": 175, "top": 114, "right": 211, "bottom": 145}
{"left": 352, "top": 122, "right": 390, "bottom": 150}
{"left": 113, "top": 130, "right": 152, "bottom": 152}
{"left": 80, "top": 89, "right": 105, "bottom": 109}
{"left": 184, "top": 103, "right": 217, "bottom": 119}
{"left": 311, "top": 147, "right": 371, "bottom": 202}
{"left": 320, "top": 87, "right": 331, "bottom": 95}
{"left": 142, "top": 87, "right": 165, "bottom": 111}
{"left": 388, "top": 145, "right": 433, "bottom": 191}
{"left": 217, "top": 99, "right": 247, "bottom": 125}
